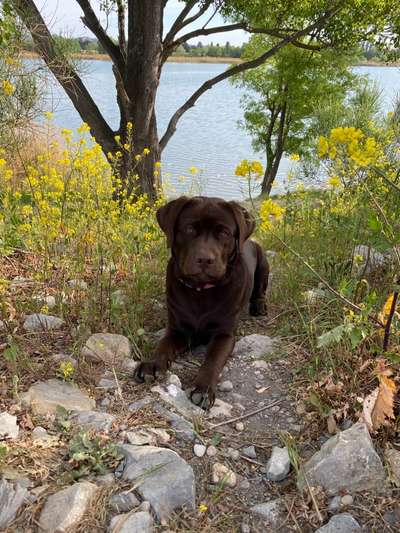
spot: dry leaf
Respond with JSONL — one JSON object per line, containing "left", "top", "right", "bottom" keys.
{"left": 371, "top": 374, "right": 397, "bottom": 430}
{"left": 361, "top": 387, "right": 379, "bottom": 432}
{"left": 327, "top": 414, "right": 338, "bottom": 434}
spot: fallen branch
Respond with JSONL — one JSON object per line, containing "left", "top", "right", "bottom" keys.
{"left": 209, "top": 399, "right": 282, "bottom": 429}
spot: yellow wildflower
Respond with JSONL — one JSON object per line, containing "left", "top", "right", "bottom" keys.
{"left": 2, "top": 80, "right": 14, "bottom": 96}
{"left": 290, "top": 153, "right": 300, "bottom": 161}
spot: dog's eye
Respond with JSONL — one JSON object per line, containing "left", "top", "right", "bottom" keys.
{"left": 217, "top": 227, "right": 231, "bottom": 239}
{"left": 184, "top": 225, "right": 196, "bottom": 236}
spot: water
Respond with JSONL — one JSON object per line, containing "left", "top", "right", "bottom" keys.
{"left": 42, "top": 61, "right": 400, "bottom": 199}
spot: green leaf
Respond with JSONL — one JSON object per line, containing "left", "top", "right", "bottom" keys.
{"left": 317, "top": 324, "right": 347, "bottom": 348}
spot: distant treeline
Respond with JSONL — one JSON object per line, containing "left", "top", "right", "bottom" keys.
{"left": 22, "top": 35, "right": 244, "bottom": 58}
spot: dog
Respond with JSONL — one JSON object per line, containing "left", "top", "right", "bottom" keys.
{"left": 135, "top": 196, "right": 269, "bottom": 408}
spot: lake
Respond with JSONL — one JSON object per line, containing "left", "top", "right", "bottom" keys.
{"left": 43, "top": 61, "right": 400, "bottom": 199}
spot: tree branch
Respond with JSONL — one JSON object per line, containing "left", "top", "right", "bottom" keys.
{"left": 11, "top": 0, "right": 116, "bottom": 152}
{"left": 75, "top": 0, "right": 125, "bottom": 75}
{"left": 163, "top": 0, "right": 198, "bottom": 45}
{"left": 160, "top": 9, "right": 340, "bottom": 151}
{"left": 116, "top": 0, "right": 127, "bottom": 58}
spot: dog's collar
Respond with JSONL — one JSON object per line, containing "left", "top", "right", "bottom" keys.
{"left": 178, "top": 278, "right": 216, "bottom": 291}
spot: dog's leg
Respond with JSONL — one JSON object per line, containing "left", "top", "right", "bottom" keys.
{"left": 190, "top": 333, "right": 235, "bottom": 409}
{"left": 249, "top": 243, "right": 269, "bottom": 316}
{"left": 135, "top": 328, "right": 188, "bottom": 384}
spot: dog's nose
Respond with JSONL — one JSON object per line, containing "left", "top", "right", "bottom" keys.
{"left": 196, "top": 254, "right": 215, "bottom": 265}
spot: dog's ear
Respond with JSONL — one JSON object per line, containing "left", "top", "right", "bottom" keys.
{"left": 227, "top": 201, "right": 255, "bottom": 252}
{"left": 156, "top": 196, "right": 191, "bottom": 248}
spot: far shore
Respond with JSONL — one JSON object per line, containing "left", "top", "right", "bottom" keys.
{"left": 22, "top": 50, "right": 400, "bottom": 67}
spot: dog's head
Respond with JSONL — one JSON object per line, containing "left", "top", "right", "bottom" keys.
{"left": 156, "top": 196, "right": 255, "bottom": 286}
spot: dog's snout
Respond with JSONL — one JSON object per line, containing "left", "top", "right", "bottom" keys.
{"left": 196, "top": 253, "right": 216, "bottom": 266}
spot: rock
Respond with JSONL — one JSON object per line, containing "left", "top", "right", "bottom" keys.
{"left": 266, "top": 446, "right": 291, "bottom": 481}
{"left": 121, "top": 358, "right": 140, "bottom": 373}
{"left": 211, "top": 463, "right": 237, "bottom": 488}
{"left": 328, "top": 496, "right": 342, "bottom": 512}
{"left": 207, "top": 445, "right": 217, "bottom": 457}
{"left": 32, "top": 294, "right": 56, "bottom": 309}
{"left": 129, "top": 396, "right": 154, "bottom": 412}
{"left": 385, "top": 448, "right": 400, "bottom": 486}
{"left": 0, "top": 412, "right": 19, "bottom": 439}
{"left": 151, "top": 384, "right": 203, "bottom": 419}
{"left": 0, "top": 479, "right": 28, "bottom": 529}
{"left": 23, "top": 313, "right": 64, "bottom": 332}
{"left": 139, "top": 501, "right": 151, "bottom": 512}
{"left": 194, "top": 444, "right": 206, "bottom": 458}
{"left": 166, "top": 373, "right": 182, "bottom": 388}
{"left": 383, "top": 507, "right": 400, "bottom": 526}
{"left": 227, "top": 448, "right": 240, "bottom": 460}
{"left": 298, "top": 423, "right": 386, "bottom": 495}
{"left": 235, "top": 422, "right": 244, "bottom": 431}
{"left": 233, "top": 334, "right": 275, "bottom": 359}
{"left": 110, "top": 491, "right": 140, "bottom": 513}
{"left": 126, "top": 429, "right": 154, "bottom": 446}
{"left": 242, "top": 446, "right": 257, "bottom": 460}
{"left": 315, "top": 513, "right": 361, "bottom": 532}
{"left": 95, "top": 473, "right": 116, "bottom": 486}
{"left": 341, "top": 494, "right": 354, "bottom": 506}
{"left": 250, "top": 499, "right": 285, "bottom": 528}
{"left": 52, "top": 353, "right": 77, "bottom": 368}
{"left": 118, "top": 444, "right": 195, "bottom": 521}
{"left": 68, "top": 279, "right": 88, "bottom": 290}
{"left": 218, "top": 380, "right": 233, "bottom": 392}
{"left": 21, "top": 379, "right": 95, "bottom": 415}
{"left": 208, "top": 398, "right": 232, "bottom": 419}
{"left": 253, "top": 359, "right": 270, "bottom": 370}
{"left": 153, "top": 404, "right": 196, "bottom": 442}
{"left": 70, "top": 410, "right": 115, "bottom": 432}
{"left": 39, "top": 481, "right": 98, "bottom": 532}
{"left": 32, "top": 426, "right": 50, "bottom": 441}
{"left": 109, "top": 511, "right": 154, "bottom": 533}
{"left": 112, "top": 289, "right": 128, "bottom": 306}
{"left": 352, "top": 244, "right": 390, "bottom": 276}
{"left": 81, "top": 333, "right": 131, "bottom": 365}
{"left": 303, "top": 288, "right": 328, "bottom": 304}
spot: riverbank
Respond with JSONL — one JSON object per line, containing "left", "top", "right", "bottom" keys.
{"left": 22, "top": 50, "right": 241, "bottom": 64}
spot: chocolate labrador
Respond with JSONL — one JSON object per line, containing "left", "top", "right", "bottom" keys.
{"left": 135, "top": 196, "right": 269, "bottom": 408}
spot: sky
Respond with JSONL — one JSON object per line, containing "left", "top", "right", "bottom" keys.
{"left": 37, "top": 0, "right": 246, "bottom": 46}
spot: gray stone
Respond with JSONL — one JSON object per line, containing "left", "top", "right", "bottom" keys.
{"left": 32, "top": 294, "right": 56, "bottom": 309}
{"left": 81, "top": 333, "right": 131, "bottom": 364}
{"left": 385, "top": 448, "right": 400, "bottom": 486}
{"left": 315, "top": 513, "right": 361, "bottom": 532}
{"left": 118, "top": 444, "right": 195, "bottom": 521}
{"left": 153, "top": 404, "right": 196, "bottom": 442}
{"left": 206, "top": 445, "right": 217, "bottom": 457}
{"left": 129, "top": 396, "right": 153, "bottom": 412}
{"left": 98, "top": 377, "right": 118, "bottom": 389}
{"left": 21, "top": 379, "right": 95, "bottom": 415}
{"left": 112, "top": 289, "right": 128, "bottom": 306}
{"left": 341, "top": 494, "right": 353, "bottom": 506}
{"left": 151, "top": 383, "right": 203, "bottom": 419}
{"left": 0, "top": 479, "right": 28, "bottom": 529}
{"left": 68, "top": 279, "right": 88, "bottom": 290}
{"left": 235, "top": 422, "right": 244, "bottom": 431}
{"left": 0, "top": 412, "right": 19, "bottom": 439}
{"left": 250, "top": 499, "right": 285, "bottom": 528}
{"left": 233, "top": 334, "right": 275, "bottom": 359}
{"left": 194, "top": 444, "right": 206, "bottom": 457}
{"left": 70, "top": 410, "right": 115, "bottom": 432}
{"left": 166, "top": 373, "right": 182, "bottom": 388}
{"left": 39, "top": 481, "right": 98, "bottom": 532}
{"left": 242, "top": 446, "right": 257, "bottom": 460}
{"left": 95, "top": 473, "right": 116, "bottom": 486}
{"left": 253, "top": 359, "right": 270, "bottom": 370}
{"left": 32, "top": 426, "right": 50, "bottom": 441}
{"left": 208, "top": 398, "right": 232, "bottom": 419}
{"left": 23, "top": 313, "right": 64, "bottom": 332}
{"left": 227, "top": 448, "right": 240, "bottom": 460}
{"left": 328, "top": 496, "right": 342, "bottom": 512}
{"left": 218, "top": 380, "right": 233, "bottom": 392}
{"left": 303, "top": 288, "right": 328, "bottom": 304}
{"left": 110, "top": 491, "right": 140, "bottom": 513}
{"left": 266, "top": 446, "right": 291, "bottom": 481}
{"left": 126, "top": 429, "right": 154, "bottom": 446}
{"left": 298, "top": 423, "right": 385, "bottom": 495}
{"left": 352, "top": 244, "right": 390, "bottom": 276}
{"left": 211, "top": 463, "right": 237, "bottom": 487}
{"left": 109, "top": 511, "right": 154, "bottom": 533}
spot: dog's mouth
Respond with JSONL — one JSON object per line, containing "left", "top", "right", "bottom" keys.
{"left": 180, "top": 272, "right": 223, "bottom": 289}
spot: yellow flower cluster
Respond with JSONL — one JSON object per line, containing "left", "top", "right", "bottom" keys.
{"left": 259, "top": 198, "right": 285, "bottom": 231}
{"left": 235, "top": 159, "right": 263, "bottom": 178}
{"left": 1, "top": 79, "right": 14, "bottom": 96}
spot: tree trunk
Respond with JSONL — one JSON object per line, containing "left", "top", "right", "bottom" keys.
{"left": 261, "top": 161, "right": 279, "bottom": 196}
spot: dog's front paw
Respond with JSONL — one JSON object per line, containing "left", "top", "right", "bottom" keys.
{"left": 135, "top": 360, "right": 169, "bottom": 384}
{"left": 249, "top": 298, "right": 267, "bottom": 316}
{"left": 190, "top": 385, "right": 216, "bottom": 410}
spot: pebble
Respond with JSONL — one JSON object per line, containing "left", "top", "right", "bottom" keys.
{"left": 227, "top": 448, "right": 240, "bottom": 460}
{"left": 211, "top": 463, "right": 237, "bottom": 488}
{"left": 207, "top": 445, "right": 217, "bottom": 457}
{"left": 166, "top": 373, "right": 182, "bottom": 389}
{"left": 194, "top": 444, "right": 206, "bottom": 458}
{"left": 341, "top": 494, "right": 354, "bottom": 506}
{"left": 242, "top": 446, "right": 257, "bottom": 460}
{"left": 32, "top": 426, "right": 50, "bottom": 441}
{"left": 218, "top": 380, "right": 233, "bottom": 392}
{"left": 235, "top": 422, "right": 244, "bottom": 431}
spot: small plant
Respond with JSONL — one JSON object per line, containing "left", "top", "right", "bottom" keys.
{"left": 66, "top": 430, "right": 122, "bottom": 480}
{"left": 56, "top": 361, "right": 75, "bottom": 382}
